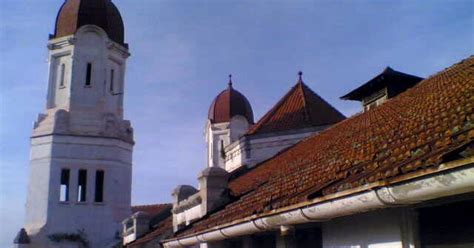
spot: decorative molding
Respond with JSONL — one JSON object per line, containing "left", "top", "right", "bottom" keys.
{"left": 68, "top": 37, "right": 76, "bottom": 45}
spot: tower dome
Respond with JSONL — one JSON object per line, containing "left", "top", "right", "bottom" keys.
{"left": 53, "top": 0, "right": 125, "bottom": 45}
{"left": 208, "top": 76, "right": 254, "bottom": 124}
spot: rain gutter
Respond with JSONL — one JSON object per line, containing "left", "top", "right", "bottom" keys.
{"left": 163, "top": 158, "right": 474, "bottom": 248}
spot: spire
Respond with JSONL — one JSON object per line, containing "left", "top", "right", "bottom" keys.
{"left": 297, "top": 71, "right": 304, "bottom": 83}
{"left": 228, "top": 74, "right": 233, "bottom": 88}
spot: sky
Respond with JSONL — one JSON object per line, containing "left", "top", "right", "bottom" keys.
{"left": 0, "top": 0, "right": 472, "bottom": 246}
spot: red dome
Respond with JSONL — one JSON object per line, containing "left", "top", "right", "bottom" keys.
{"left": 208, "top": 81, "right": 254, "bottom": 124}
{"left": 53, "top": 0, "right": 125, "bottom": 45}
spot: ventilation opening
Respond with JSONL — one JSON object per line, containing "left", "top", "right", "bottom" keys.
{"left": 110, "top": 69, "right": 115, "bottom": 92}
{"left": 95, "top": 170, "right": 104, "bottom": 203}
{"left": 220, "top": 140, "right": 225, "bottom": 159}
{"left": 60, "top": 169, "right": 70, "bottom": 202}
{"left": 77, "top": 169, "right": 87, "bottom": 202}
{"left": 85, "top": 63, "right": 92, "bottom": 86}
{"left": 59, "top": 64, "right": 66, "bottom": 87}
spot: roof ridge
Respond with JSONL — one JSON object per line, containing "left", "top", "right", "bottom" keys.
{"left": 247, "top": 82, "right": 302, "bottom": 135}
{"left": 298, "top": 81, "right": 311, "bottom": 123}
{"left": 420, "top": 55, "right": 474, "bottom": 82}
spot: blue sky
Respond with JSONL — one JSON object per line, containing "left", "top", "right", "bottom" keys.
{"left": 0, "top": 0, "right": 472, "bottom": 246}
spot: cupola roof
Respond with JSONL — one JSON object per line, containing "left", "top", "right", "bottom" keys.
{"left": 208, "top": 75, "right": 254, "bottom": 124}
{"left": 53, "top": 0, "right": 125, "bottom": 45}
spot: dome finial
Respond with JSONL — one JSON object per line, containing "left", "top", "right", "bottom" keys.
{"left": 228, "top": 74, "right": 233, "bottom": 88}
{"left": 298, "top": 71, "right": 303, "bottom": 83}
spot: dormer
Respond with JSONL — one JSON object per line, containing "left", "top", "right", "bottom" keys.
{"left": 341, "top": 67, "right": 423, "bottom": 111}
{"left": 122, "top": 211, "right": 152, "bottom": 245}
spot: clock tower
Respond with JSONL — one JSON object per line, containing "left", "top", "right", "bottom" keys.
{"left": 15, "top": 1, "right": 134, "bottom": 247}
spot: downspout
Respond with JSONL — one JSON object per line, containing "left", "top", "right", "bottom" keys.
{"left": 163, "top": 165, "right": 474, "bottom": 248}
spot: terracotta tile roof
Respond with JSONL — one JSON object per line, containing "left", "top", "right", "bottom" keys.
{"left": 177, "top": 56, "right": 474, "bottom": 237}
{"left": 131, "top": 203, "right": 172, "bottom": 216}
{"left": 247, "top": 76, "right": 345, "bottom": 135}
{"left": 127, "top": 216, "right": 173, "bottom": 248}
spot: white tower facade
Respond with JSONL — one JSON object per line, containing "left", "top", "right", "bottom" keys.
{"left": 21, "top": 1, "right": 133, "bottom": 247}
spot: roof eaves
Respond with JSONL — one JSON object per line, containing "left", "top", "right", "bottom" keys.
{"left": 340, "top": 69, "right": 389, "bottom": 100}
{"left": 169, "top": 56, "right": 474, "bottom": 239}
{"left": 340, "top": 67, "right": 423, "bottom": 101}
{"left": 166, "top": 156, "right": 473, "bottom": 243}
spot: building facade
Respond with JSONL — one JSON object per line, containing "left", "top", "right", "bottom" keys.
{"left": 161, "top": 57, "right": 474, "bottom": 248}
{"left": 123, "top": 57, "right": 474, "bottom": 248}
{"left": 168, "top": 73, "right": 346, "bottom": 239}
{"left": 14, "top": 2, "right": 474, "bottom": 248}
{"left": 15, "top": 1, "right": 133, "bottom": 247}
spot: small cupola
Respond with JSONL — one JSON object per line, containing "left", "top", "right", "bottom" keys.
{"left": 341, "top": 67, "right": 423, "bottom": 111}
{"left": 208, "top": 75, "right": 254, "bottom": 124}
{"left": 53, "top": 0, "right": 126, "bottom": 45}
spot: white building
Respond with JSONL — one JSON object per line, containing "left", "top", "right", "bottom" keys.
{"left": 170, "top": 73, "right": 346, "bottom": 236}
{"left": 15, "top": 0, "right": 133, "bottom": 247}
{"left": 123, "top": 56, "right": 474, "bottom": 248}
{"left": 161, "top": 57, "right": 474, "bottom": 248}
{"left": 206, "top": 73, "right": 346, "bottom": 173}
{"left": 14, "top": 1, "right": 474, "bottom": 248}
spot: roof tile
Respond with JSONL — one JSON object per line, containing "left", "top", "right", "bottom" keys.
{"left": 247, "top": 80, "right": 345, "bottom": 135}
{"left": 176, "top": 56, "right": 474, "bottom": 238}
{"left": 128, "top": 216, "right": 173, "bottom": 248}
